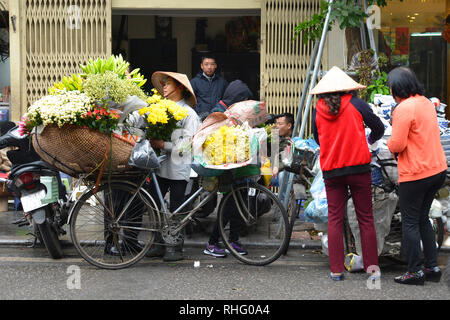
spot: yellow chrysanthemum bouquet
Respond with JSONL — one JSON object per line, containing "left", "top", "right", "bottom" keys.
{"left": 202, "top": 125, "right": 251, "bottom": 165}
{"left": 138, "top": 89, "right": 189, "bottom": 141}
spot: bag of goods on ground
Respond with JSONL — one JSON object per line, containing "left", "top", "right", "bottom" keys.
{"left": 346, "top": 190, "right": 398, "bottom": 256}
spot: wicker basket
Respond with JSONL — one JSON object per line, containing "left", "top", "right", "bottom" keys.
{"left": 32, "top": 125, "right": 135, "bottom": 177}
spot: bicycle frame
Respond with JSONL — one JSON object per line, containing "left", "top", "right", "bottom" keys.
{"left": 111, "top": 170, "right": 219, "bottom": 236}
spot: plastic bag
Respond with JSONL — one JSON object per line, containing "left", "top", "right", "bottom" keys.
{"left": 128, "top": 138, "right": 160, "bottom": 170}
{"left": 347, "top": 190, "right": 398, "bottom": 255}
{"left": 285, "top": 138, "right": 319, "bottom": 173}
{"left": 193, "top": 123, "right": 267, "bottom": 170}
{"left": 304, "top": 170, "right": 328, "bottom": 224}
{"left": 344, "top": 253, "right": 364, "bottom": 272}
{"left": 224, "top": 100, "right": 267, "bottom": 128}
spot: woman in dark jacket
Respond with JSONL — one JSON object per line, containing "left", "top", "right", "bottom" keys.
{"left": 210, "top": 79, "right": 253, "bottom": 114}
{"left": 203, "top": 79, "right": 254, "bottom": 257}
{"left": 311, "top": 66, "right": 385, "bottom": 281}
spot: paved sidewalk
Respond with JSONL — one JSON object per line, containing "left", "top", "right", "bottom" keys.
{"left": 0, "top": 204, "right": 323, "bottom": 249}
{"left": 1, "top": 202, "right": 448, "bottom": 253}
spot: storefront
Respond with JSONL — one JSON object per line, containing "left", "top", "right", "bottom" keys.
{"left": 378, "top": 0, "right": 448, "bottom": 117}
{"left": 111, "top": 14, "right": 261, "bottom": 100}
{"left": 5, "top": 0, "right": 330, "bottom": 127}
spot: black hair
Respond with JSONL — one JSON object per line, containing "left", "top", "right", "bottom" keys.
{"left": 172, "top": 78, "right": 192, "bottom": 101}
{"left": 387, "top": 66, "right": 424, "bottom": 99}
{"left": 318, "top": 91, "right": 356, "bottom": 115}
{"left": 200, "top": 53, "right": 216, "bottom": 64}
{"left": 276, "top": 113, "right": 294, "bottom": 128}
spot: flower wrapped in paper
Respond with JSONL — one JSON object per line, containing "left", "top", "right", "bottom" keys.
{"left": 192, "top": 122, "right": 267, "bottom": 176}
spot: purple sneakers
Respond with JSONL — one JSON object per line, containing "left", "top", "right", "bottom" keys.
{"left": 203, "top": 242, "right": 227, "bottom": 258}
{"left": 225, "top": 241, "right": 248, "bottom": 255}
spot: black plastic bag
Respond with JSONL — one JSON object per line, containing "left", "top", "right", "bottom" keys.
{"left": 128, "top": 138, "right": 160, "bottom": 170}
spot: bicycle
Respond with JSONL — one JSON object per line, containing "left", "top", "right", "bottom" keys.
{"left": 68, "top": 160, "right": 290, "bottom": 269}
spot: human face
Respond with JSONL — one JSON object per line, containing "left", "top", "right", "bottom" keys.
{"left": 162, "top": 77, "right": 182, "bottom": 101}
{"left": 275, "top": 116, "right": 292, "bottom": 137}
{"left": 200, "top": 58, "right": 217, "bottom": 77}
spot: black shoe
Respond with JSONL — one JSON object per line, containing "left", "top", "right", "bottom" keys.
{"left": 394, "top": 271, "right": 425, "bottom": 285}
{"left": 163, "top": 246, "right": 183, "bottom": 262}
{"left": 423, "top": 267, "right": 442, "bottom": 283}
{"left": 146, "top": 244, "right": 166, "bottom": 258}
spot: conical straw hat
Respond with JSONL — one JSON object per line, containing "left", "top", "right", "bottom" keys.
{"left": 310, "top": 66, "right": 366, "bottom": 95}
{"left": 151, "top": 71, "right": 197, "bottom": 107}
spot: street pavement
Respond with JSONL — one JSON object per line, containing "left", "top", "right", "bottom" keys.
{"left": 0, "top": 206, "right": 449, "bottom": 301}
{"left": 0, "top": 245, "right": 448, "bottom": 301}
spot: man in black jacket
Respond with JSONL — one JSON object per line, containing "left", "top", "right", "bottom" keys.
{"left": 190, "top": 54, "right": 228, "bottom": 121}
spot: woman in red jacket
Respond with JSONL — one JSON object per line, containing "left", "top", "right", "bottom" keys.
{"left": 387, "top": 67, "right": 447, "bottom": 285}
{"left": 312, "top": 67, "right": 385, "bottom": 281}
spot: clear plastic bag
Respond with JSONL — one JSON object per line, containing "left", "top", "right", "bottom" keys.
{"left": 128, "top": 138, "right": 160, "bottom": 170}
{"left": 304, "top": 170, "right": 328, "bottom": 224}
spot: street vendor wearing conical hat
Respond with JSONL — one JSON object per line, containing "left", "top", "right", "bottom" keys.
{"left": 311, "top": 66, "right": 385, "bottom": 281}
{"left": 151, "top": 71, "right": 197, "bottom": 108}
{"left": 146, "top": 71, "right": 201, "bottom": 262}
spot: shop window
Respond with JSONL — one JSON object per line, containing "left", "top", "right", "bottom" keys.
{"left": 378, "top": 0, "right": 447, "bottom": 103}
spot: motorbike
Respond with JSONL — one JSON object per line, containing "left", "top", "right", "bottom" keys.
{"left": 0, "top": 125, "right": 69, "bottom": 259}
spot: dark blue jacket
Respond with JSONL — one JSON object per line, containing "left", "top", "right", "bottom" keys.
{"left": 190, "top": 71, "right": 228, "bottom": 121}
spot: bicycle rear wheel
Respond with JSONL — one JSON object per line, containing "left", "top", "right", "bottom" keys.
{"left": 70, "top": 182, "right": 158, "bottom": 269}
{"left": 218, "top": 181, "right": 290, "bottom": 266}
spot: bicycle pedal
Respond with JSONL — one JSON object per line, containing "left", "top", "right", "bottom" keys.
{"left": 17, "top": 221, "right": 30, "bottom": 227}
{"left": 12, "top": 218, "right": 27, "bottom": 225}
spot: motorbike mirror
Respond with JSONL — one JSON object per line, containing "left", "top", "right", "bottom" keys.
{"left": 8, "top": 126, "right": 25, "bottom": 139}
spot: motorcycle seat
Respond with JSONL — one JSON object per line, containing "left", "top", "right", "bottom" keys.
{"left": 10, "top": 160, "right": 55, "bottom": 176}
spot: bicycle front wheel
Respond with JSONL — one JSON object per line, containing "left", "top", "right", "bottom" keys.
{"left": 218, "top": 181, "right": 290, "bottom": 266}
{"left": 70, "top": 182, "right": 158, "bottom": 269}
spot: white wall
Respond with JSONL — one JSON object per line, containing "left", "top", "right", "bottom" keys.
{"left": 327, "top": 23, "right": 346, "bottom": 69}
{"left": 173, "top": 17, "right": 196, "bottom": 76}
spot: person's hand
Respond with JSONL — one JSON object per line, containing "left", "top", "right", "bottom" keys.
{"left": 150, "top": 139, "right": 164, "bottom": 149}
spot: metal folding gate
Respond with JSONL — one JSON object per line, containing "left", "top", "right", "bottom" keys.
{"left": 260, "top": 0, "right": 326, "bottom": 136}
{"left": 21, "top": 0, "right": 112, "bottom": 113}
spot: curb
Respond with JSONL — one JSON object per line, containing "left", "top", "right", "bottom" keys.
{"left": 1, "top": 238, "right": 448, "bottom": 252}
{"left": 0, "top": 238, "right": 324, "bottom": 250}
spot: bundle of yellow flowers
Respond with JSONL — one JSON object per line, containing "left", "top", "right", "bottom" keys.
{"left": 138, "top": 89, "right": 189, "bottom": 140}
{"left": 202, "top": 125, "right": 250, "bottom": 165}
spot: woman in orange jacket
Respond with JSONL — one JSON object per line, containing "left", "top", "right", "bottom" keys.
{"left": 387, "top": 67, "right": 447, "bottom": 285}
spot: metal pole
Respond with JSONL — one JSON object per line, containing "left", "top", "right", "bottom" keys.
{"left": 363, "top": 0, "right": 378, "bottom": 62}
{"left": 358, "top": 0, "right": 367, "bottom": 50}
{"left": 277, "top": 41, "right": 319, "bottom": 202}
{"left": 281, "top": 0, "right": 334, "bottom": 211}
{"left": 292, "top": 41, "right": 320, "bottom": 137}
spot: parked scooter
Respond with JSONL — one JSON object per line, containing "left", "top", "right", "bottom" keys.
{"left": 0, "top": 125, "right": 69, "bottom": 259}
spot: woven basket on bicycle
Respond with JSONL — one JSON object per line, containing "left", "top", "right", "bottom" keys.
{"left": 32, "top": 125, "right": 135, "bottom": 177}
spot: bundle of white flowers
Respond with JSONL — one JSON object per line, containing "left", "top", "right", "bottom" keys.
{"left": 25, "top": 90, "right": 93, "bottom": 129}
